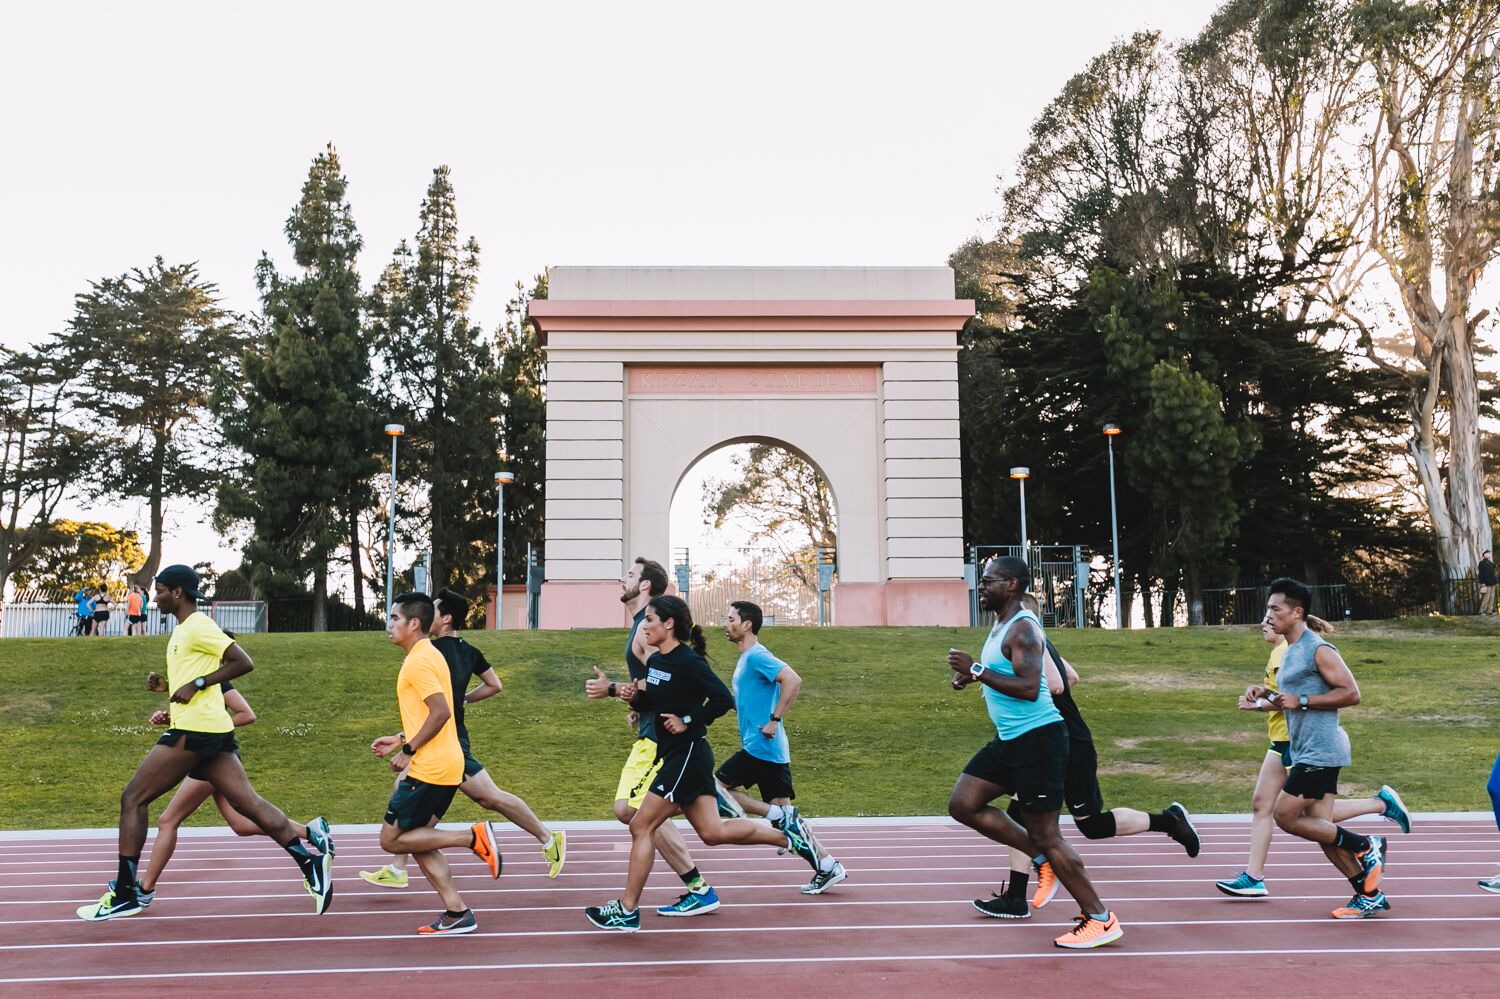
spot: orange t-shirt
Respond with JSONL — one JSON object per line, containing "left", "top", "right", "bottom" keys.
{"left": 397, "top": 638, "right": 464, "bottom": 785}
{"left": 127, "top": 591, "right": 144, "bottom": 616}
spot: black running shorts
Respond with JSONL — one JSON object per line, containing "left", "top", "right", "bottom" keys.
{"left": 157, "top": 729, "right": 240, "bottom": 781}
{"left": 962, "top": 721, "right": 1068, "bottom": 814}
{"left": 717, "top": 749, "right": 795, "bottom": 802}
{"left": 1062, "top": 738, "right": 1106, "bottom": 817}
{"left": 650, "top": 739, "right": 717, "bottom": 806}
{"left": 1282, "top": 763, "right": 1340, "bottom": 800}
{"left": 385, "top": 775, "right": 459, "bottom": 829}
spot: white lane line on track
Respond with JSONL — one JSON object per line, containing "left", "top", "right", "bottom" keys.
{"left": 5, "top": 890, "right": 1497, "bottom": 927}
{"left": 8, "top": 945, "right": 1500, "bottom": 983}
{"left": 10, "top": 913, "right": 1500, "bottom": 952}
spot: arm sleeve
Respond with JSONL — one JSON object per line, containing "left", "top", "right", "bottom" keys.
{"left": 194, "top": 623, "right": 235, "bottom": 661}
{"left": 410, "top": 659, "right": 447, "bottom": 703}
{"left": 692, "top": 658, "right": 735, "bottom": 725}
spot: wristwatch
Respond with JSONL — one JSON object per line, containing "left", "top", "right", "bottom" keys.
{"left": 193, "top": 676, "right": 207, "bottom": 691}
{"left": 682, "top": 715, "right": 694, "bottom": 726}
{"left": 1298, "top": 695, "right": 1309, "bottom": 711}
{"left": 969, "top": 662, "right": 985, "bottom": 679}
{"left": 401, "top": 742, "right": 415, "bottom": 756}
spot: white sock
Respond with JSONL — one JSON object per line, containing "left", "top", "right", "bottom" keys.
{"left": 765, "top": 804, "right": 785, "bottom": 822}
{"left": 389, "top": 862, "right": 406, "bottom": 875}
{"left": 819, "top": 855, "right": 837, "bottom": 873}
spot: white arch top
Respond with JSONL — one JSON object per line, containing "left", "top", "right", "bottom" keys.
{"left": 530, "top": 266, "right": 973, "bottom": 628}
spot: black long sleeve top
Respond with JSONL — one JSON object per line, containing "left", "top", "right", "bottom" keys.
{"left": 628, "top": 643, "right": 734, "bottom": 752}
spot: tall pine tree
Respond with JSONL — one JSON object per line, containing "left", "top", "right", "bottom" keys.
{"left": 495, "top": 277, "right": 548, "bottom": 587}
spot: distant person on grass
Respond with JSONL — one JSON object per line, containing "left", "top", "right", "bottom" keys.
{"left": 584, "top": 556, "right": 722, "bottom": 917}
{"left": 138, "top": 671, "right": 329, "bottom": 897}
{"left": 1242, "top": 577, "right": 1390, "bottom": 919}
{"left": 76, "top": 563, "right": 333, "bottom": 921}
{"left": 90, "top": 588, "right": 111, "bottom": 636}
{"left": 368, "top": 590, "right": 500, "bottom": 936}
{"left": 73, "top": 587, "right": 92, "bottom": 636}
{"left": 985, "top": 591, "right": 1200, "bottom": 919}
{"left": 361, "top": 587, "right": 565, "bottom": 889}
{"left": 716, "top": 599, "right": 847, "bottom": 894}
{"left": 946, "top": 556, "right": 1122, "bottom": 949}
{"left": 583, "top": 595, "right": 821, "bottom": 932}
{"left": 1478, "top": 550, "right": 1496, "bottom": 617}
{"left": 1216, "top": 613, "right": 1409, "bottom": 899}
{"left": 126, "top": 584, "right": 148, "bottom": 636}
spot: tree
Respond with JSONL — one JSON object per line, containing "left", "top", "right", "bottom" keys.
{"left": 0, "top": 349, "right": 84, "bottom": 598}
{"left": 701, "top": 445, "right": 837, "bottom": 589}
{"left": 217, "top": 144, "right": 380, "bottom": 629}
{"left": 10, "top": 519, "right": 145, "bottom": 594}
{"left": 53, "top": 259, "right": 243, "bottom": 587}
{"left": 370, "top": 165, "right": 502, "bottom": 594}
{"left": 496, "top": 277, "right": 548, "bottom": 586}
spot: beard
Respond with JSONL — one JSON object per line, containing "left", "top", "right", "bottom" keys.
{"left": 620, "top": 583, "right": 640, "bottom": 604}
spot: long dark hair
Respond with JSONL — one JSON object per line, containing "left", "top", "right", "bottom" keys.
{"left": 648, "top": 595, "right": 706, "bottom": 655}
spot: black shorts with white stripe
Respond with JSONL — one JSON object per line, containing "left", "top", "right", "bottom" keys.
{"left": 650, "top": 738, "right": 717, "bottom": 805}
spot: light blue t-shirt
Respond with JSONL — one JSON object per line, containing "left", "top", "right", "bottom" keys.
{"left": 979, "top": 609, "right": 1063, "bottom": 740}
{"left": 731, "top": 642, "right": 791, "bottom": 764}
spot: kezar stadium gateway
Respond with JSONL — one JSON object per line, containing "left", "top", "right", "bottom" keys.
{"left": 528, "top": 266, "right": 975, "bottom": 629}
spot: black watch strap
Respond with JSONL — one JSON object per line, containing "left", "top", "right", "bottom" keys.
{"left": 401, "top": 742, "right": 415, "bottom": 756}
{"left": 193, "top": 676, "right": 207, "bottom": 690}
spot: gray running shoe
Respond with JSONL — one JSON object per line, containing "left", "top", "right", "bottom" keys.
{"left": 801, "top": 862, "right": 848, "bottom": 895}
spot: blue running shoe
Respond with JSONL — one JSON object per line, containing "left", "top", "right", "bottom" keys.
{"left": 1376, "top": 786, "right": 1411, "bottom": 834}
{"left": 1215, "top": 871, "right": 1269, "bottom": 897}
{"left": 1332, "top": 890, "right": 1390, "bottom": 919}
{"left": 585, "top": 898, "right": 641, "bottom": 931}
{"left": 714, "top": 779, "right": 746, "bottom": 819}
{"left": 136, "top": 885, "right": 156, "bottom": 909}
{"left": 656, "top": 887, "right": 721, "bottom": 916}
{"left": 1355, "top": 835, "right": 1386, "bottom": 893}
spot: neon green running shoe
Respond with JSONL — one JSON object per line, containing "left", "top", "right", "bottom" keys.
{"left": 543, "top": 830, "right": 567, "bottom": 879}
{"left": 359, "top": 865, "right": 408, "bottom": 889}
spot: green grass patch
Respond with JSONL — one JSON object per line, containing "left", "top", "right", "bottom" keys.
{"left": 2, "top": 622, "right": 1497, "bottom": 831}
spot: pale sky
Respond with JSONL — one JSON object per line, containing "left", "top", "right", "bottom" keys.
{"left": 1, "top": 0, "right": 1225, "bottom": 583}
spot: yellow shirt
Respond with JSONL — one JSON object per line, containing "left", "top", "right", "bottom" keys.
{"left": 398, "top": 638, "right": 463, "bottom": 785}
{"left": 166, "top": 611, "right": 235, "bottom": 733}
{"left": 1264, "top": 641, "right": 1289, "bottom": 743}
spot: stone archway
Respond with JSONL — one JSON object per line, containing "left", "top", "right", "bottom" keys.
{"left": 530, "top": 266, "right": 972, "bottom": 628}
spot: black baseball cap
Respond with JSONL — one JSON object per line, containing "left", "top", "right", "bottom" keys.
{"left": 155, "top": 564, "right": 206, "bottom": 600}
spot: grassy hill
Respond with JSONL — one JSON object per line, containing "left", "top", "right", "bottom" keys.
{"left": 3, "top": 619, "right": 1497, "bottom": 830}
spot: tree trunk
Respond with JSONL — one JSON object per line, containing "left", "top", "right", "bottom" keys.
{"left": 348, "top": 495, "right": 365, "bottom": 618}
{"left": 1137, "top": 573, "right": 1154, "bottom": 628}
{"left": 1185, "top": 561, "right": 1205, "bottom": 626}
{"left": 1158, "top": 577, "right": 1175, "bottom": 627}
{"left": 312, "top": 560, "right": 327, "bottom": 632}
{"left": 131, "top": 431, "right": 168, "bottom": 587}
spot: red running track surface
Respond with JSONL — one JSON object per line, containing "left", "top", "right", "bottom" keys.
{"left": 1, "top": 818, "right": 1497, "bottom": 997}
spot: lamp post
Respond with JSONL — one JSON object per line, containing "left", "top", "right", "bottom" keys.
{"left": 1009, "top": 467, "right": 1031, "bottom": 562}
{"left": 495, "top": 469, "right": 514, "bottom": 630}
{"left": 1104, "top": 424, "right": 1123, "bottom": 629}
{"left": 383, "top": 424, "right": 404, "bottom": 618}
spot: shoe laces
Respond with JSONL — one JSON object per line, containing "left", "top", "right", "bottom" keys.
{"left": 1068, "top": 913, "right": 1094, "bottom": 934}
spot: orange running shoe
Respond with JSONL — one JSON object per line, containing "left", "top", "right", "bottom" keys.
{"left": 1031, "top": 861, "right": 1059, "bottom": 909}
{"left": 1054, "top": 911, "right": 1123, "bottom": 949}
{"left": 471, "top": 820, "right": 501, "bottom": 878}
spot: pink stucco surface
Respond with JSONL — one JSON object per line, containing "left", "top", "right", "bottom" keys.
{"left": 538, "top": 581, "right": 629, "bottom": 630}
{"left": 881, "top": 579, "right": 970, "bottom": 627}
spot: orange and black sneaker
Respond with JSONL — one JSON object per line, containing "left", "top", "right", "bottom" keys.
{"left": 1331, "top": 890, "right": 1390, "bottom": 919}
{"left": 1031, "top": 861, "right": 1059, "bottom": 909}
{"left": 471, "top": 821, "right": 501, "bottom": 879}
{"left": 1354, "top": 835, "right": 1386, "bottom": 893}
{"left": 1054, "top": 911, "right": 1123, "bottom": 949}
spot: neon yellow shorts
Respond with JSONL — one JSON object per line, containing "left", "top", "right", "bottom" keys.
{"left": 614, "top": 738, "right": 663, "bottom": 810}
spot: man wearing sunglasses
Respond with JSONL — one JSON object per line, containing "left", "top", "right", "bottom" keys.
{"left": 946, "top": 556, "right": 1122, "bottom": 949}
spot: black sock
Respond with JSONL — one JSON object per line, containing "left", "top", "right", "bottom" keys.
{"left": 680, "top": 866, "right": 701, "bottom": 887}
{"left": 1348, "top": 874, "right": 1367, "bottom": 893}
{"left": 283, "top": 837, "right": 315, "bottom": 877}
{"left": 1147, "top": 812, "right": 1172, "bottom": 833}
{"left": 1005, "top": 871, "right": 1029, "bottom": 898}
{"left": 116, "top": 855, "right": 139, "bottom": 894}
{"left": 1332, "top": 827, "right": 1370, "bottom": 854}
{"left": 445, "top": 909, "right": 469, "bottom": 919}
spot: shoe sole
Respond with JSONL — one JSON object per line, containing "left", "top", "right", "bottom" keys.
{"left": 802, "top": 868, "right": 849, "bottom": 895}
{"left": 1331, "top": 905, "right": 1390, "bottom": 919}
{"left": 1055, "top": 925, "right": 1124, "bottom": 949}
{"left": 419, "top": 921, "right": 479, "bottom": 935}
{"left": 76, "top": 903, "right": 142, "bottom": 921}
{"left": 1169, "top": 802, "right": 1202, "bottom": 858}
{"left": 586, "top": 914, "right": 641, "bottom": 932}
{"left": 656, "top": 900, "right": 721, "bottom": 916}
{"left": 1215, "top": 884, "right": 1269, "bottom": 897}
{"left": 971, "top": 900, "right": 1030, "bottom": 919}
{"left": 474, "top": 822, "right": 501, "bottom": 879}
{"left": 310, "top": 851, "right": 335, "bottom": 915}
{"left": 1032, "top": 876, "right": 1059, "bottom": 909}
{"left": 1477, "top": 882, "right": 1500, "bottom": 894}
{"left": 359, "top": 872, "right": 408, "bottom": 889}
{"left": 544, "top": 832, "right": 567, "bottom": 879}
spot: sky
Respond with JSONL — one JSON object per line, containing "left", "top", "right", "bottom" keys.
{"left": 1, "top": 0, "right": 1227, "bottom": 583}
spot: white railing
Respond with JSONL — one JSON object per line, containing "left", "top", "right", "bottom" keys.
{"left": 0, "top": 601, "right": 268, "bottom": 639}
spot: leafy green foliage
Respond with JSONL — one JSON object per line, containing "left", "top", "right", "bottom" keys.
{"left": 10, "top": 519, "right": 145, "bottom": 593}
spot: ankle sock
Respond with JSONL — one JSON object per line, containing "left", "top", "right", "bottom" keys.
{"left": 680, "top": 867, "right": 708, "bottom": 893}
{"left": 283, "top": 838, "right": 316, "bottom": 877}
{"left": 1147, "top": 812, "right": 1172, "bottom": 833}
{"left": 765, "top": 804, "right": 785, "bottom": 822}
{"left": 445, "top": 909, "right": 470, "bottom": 919}
{"left": 1005, "top": 871, "right": 1029, "bottom": 898}
{"left": 819, "top": 855, "right": 837, "bottom": 873}
{"left": 116, "top": 855, "right": 139, "bottom": 896}
{"left": 1333, "top": 827, "right": 1370, "bottom": 854}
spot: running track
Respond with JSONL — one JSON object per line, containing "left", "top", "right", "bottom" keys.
{"left": 1, "top": 816, "right": 1496, "bottom": 997}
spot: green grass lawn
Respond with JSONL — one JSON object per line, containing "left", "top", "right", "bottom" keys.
{"left": 2, "top": 619, "right": 1497, "bottom": 831}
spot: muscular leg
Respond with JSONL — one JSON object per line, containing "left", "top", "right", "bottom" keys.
{"left": 379, "top": 820, "right": 474, "bottom": 856}
{"left": 1331, "top": 797, "right": 1383, "bottom": 821}
{"left": 622, "top": 794, "right": 677, "bottom": 911}
{"left": 1275, "top": 792, "right": 1361, "bottom": 878}
{"left": 462, "top": 769, "right": 550, "bottom": 844}
{"left": 1023, "top": 809, "right": 1105, "bottom": 914}
{"left": 947, "top": 774, "right": 1038, "bottom": 854}
{"left": 1246, "top": 751, "right": 1284, "bottom": 878}
{"left": 682, "top": 794, "right": 793, "bottom": 849}
{"left": 140, "top": 777, "right": 215, "bottom": 891}
{"left": 728, "top": 787, "right": 832, "bottom": 861}
{"left": 119, "top": 742, "right": 204, "bottom": 858}
{"left": 615, "top": 798, "right": 696, "bottom": 877}
{"left": 212, "top": 792, "right": 306, "bottom": 839}
{"left": 194, "top": 752, "right": 299, "bottom": 846}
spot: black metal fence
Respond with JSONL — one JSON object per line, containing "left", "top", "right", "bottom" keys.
{"left": 1199, "top": 584, "right": 1350, "bottom": 626}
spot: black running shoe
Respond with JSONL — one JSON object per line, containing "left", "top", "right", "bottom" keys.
{"left": 973, "top": 892, "right": 1030, "bottom": 919}
{"left": 1166, "top": 802, "right": 1201, "bottom": 858}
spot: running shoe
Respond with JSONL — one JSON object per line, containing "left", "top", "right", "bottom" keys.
{"left": 1031, "top": 861, "right": 1059, "bottom": 909}
{"left": 801, "top": 861, "right": 848, "bottom": 895}
{"left": 656, "top": 887, "right": 721, "bottom": 916}
{"left": 304, "top": 848, "right": 334, "bottom": 914}
{"left": 542, "top": 829, "right": 567, "bottom": 879}
{"left": 1165, "top": 802, "right": 1201, "bottom": 858}
{"left": 1355, "top": 834, "right": 1386, "bottom": 893}
{"left": 418, "top": 909, "right": 478, "bottom": 935}
{"left": 307, "top": 816, "right": 336, "bottom": 856}
{"left": 136, "top": 886, "right": 156, "bottom": 909}
{"left": 715, "top": 779, "right": 746, "bottom": 819}
{"left": 973, "top": 887, "right": 1030, "bottom": 919}
{"left": 1376, "top": 786, "right": 1411, "bottom": 834}
{"left": 1215, "top": 871, "right": 1269, "bottom": 897}
{"left": 777, "top": 806, "right": 820, "bottom": 870}
{"left": 585, "top": 898, "right": 641, "bottom": 932}
{"left": 1054, "top": 911, "right": 1123, "bottom": 949}
{"left": 1477, "top": 873, "right": 1500, "bottom": 894}
{"left": 359, "top": 865, "right": 409, "bottom": 889}
{"left": 1331, "top": 890, "right": 1390, "bottom": 919}
{"left": 76, "top": 881, "right": 145, "bottom": 921}
{"left": 471, "top": 820, "right": 501, "bottom": 879}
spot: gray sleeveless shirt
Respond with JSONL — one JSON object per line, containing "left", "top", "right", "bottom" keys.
{"left": 1276, "top": 629, "right": 1351, "bottom": 766}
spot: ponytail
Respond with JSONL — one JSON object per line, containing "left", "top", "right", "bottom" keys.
{"left": 687, "top": 624, "right": 706, "bottom": 656}
{"left": 1307, "top": 614, "right": 1335, "bottom": 635}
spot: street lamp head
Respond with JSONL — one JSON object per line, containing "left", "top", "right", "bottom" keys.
{"left": 1103, "top": 423, "right": 1122, "bottom": 436}
{"left": 385, "top": 423, "right": 405, "bottom": 437}
{"left": 1009, "top": 467, "right": 1031, "bottom": 480}
{"left": 496, "top": 471, "right": 515, "bottom": 486}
